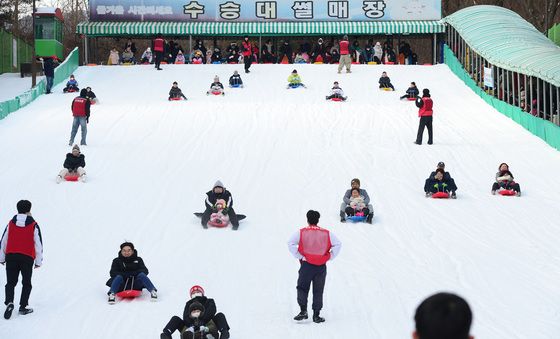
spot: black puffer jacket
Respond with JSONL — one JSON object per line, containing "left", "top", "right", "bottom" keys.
{"left": 63, "top": 153, "right": 85, "bottom": 170}
{"left": 105, "top": 249, "right": 149, "bottom": 286}
{"left": 205, "top": 189, "right": 233, "bottom": 209}
{"left": 182, "top": 296, "right": 217, "bottom": 327}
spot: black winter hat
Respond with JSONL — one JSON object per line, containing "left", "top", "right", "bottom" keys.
{"left": 16, "top": 200, "right": 32, "bottom": 214}
{"left": 423, "top": 88, "right": 430, "bottom": 96}
{"left": 80, "top": 88, "right": 88, "bottom": 97}
{"left": 306, "top": 210, "right": 320, "bottom": 225}
{"left": 120, "top": 242, "right": 134, "bottom": 250}
{"left": 188, "top": 301, "right": 205, "bottom": 318}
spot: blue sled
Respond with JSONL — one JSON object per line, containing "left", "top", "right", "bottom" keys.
{"left": 288, "top": 83, "right": 303, "bottom": 89}
{"left": 346, "top": 215, "right": 367, "bottom": 223}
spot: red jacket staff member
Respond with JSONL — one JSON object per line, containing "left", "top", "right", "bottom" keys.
{"left": 0, "top": 200, "right": 43, "bottom": 319}
{"left": 337, "top": 35, "right": 351, "bottom": 74}
{"left": 415, "top": 88, "right": 434, "bottom": 145}
{"left": 153, "top": 33, "right": 165, "bottom": 70}
{"left": 288, "top": 210, "right": 341, "bottom": 323}
{"left": 69, "top": 88, "right": 91, "bottom": 146}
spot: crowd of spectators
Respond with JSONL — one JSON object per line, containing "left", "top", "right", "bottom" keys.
{"left": 104, "top": 36, "right": 419, "bottom": 66}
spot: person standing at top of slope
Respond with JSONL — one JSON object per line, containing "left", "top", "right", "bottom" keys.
{"left": 338, "top": 35, "right": 351, "bottom": 74}
{"left": 0, "top": 200, "right": 43, "bottom": 319}
{"left": 43, "top": 55, "right": 57, "bottom": 94}
{"left": 241, "top": 36, "right": 253, "bottom": 73}
{"left": 415, "top": 88, "right": 433, "bottom": 145}
{"left": 69, "top": 88, "right": 91, "bottom": 146}
{"left": 340, "top": 178, "right": 373, "bottom": 223}
{"left": 153, "top": 33, "right": 165, "bottom": 70}
{"left": 106, "top": 242, "right": 158, "bottom": 304}
{"left": 160, "top": 285, "right": 231, "bottom": 339}
{"left": 288, "top": 210, "right": 341, "bottom": 323}
{"left": 414, "top": 292, "right": 473, "bottom": 339}
{"left": 201, "top": 181, "right": 239, "bottom": 230}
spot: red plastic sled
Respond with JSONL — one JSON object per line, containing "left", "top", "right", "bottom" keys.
{"left": 407, "top": 97, "right": 416, "bottom": 101}
{"left": 116, "top": 290, "right": 142, "bottom": 299}
{"left": 64, "top": 174, "right": 80, "bottom": 182}
{"left": 211, "top": 91, "right": 222, "bottom": 95}
{"left": 499, "top": 189, "right": 516, "bottom": 196}
{"left": 169, "top": 97, "right": 183, "bottom": 101}
{"left": 331, "top": 97, "right": 343, "bottom": 102}
{"left": 432, "top": 192, "right": 450, "bottom": 199}
{"left": 192, "top": 60, "right": 203, "bottom": 64}
{"left": 208, "top": 219, "right": 229, "bottom": 228}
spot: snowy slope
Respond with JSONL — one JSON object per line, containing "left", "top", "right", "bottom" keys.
{"left": 0, "top": 64, "right": 560, "bottom": 339}
{"left": 0, "top": 73, "right": 42, "bottom": 101}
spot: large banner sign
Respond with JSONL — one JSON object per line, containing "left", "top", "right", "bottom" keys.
{"left": 89, "top": 0, "right": 442, "bottom": 22}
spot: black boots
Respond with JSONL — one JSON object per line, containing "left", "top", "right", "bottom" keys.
{"left": 313, "top": 311, "right": 325, "bottom": 323}
{"left": 293, "top": 310, "right": 308, "bottom": 321}
{"left": 4, "top": 303, "right": 14, "bottom": 319}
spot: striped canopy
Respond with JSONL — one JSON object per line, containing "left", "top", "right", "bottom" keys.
{"left": 77, "top": 20, "right": 444, "bottom": 36}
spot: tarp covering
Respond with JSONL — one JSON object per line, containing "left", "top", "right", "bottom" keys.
{"left": 444, "top": 44, "right": 560, "bottom": 151}
{"left": 444, "top": 5, "right": 560, "bottom": 87}
{"left": 76, "top": 20, "right": 445, "bottom": 36}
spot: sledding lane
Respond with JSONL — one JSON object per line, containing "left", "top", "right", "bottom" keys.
{"left": 1, "top": 64, "right": 560, "bottom": 339}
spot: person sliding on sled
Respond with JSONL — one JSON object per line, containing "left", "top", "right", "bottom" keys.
{"left": 85, "top": 86, "right": 98, "bottom": 104}
{"left": 207, "top": 76, "right": 225, "bottom": 95}
{"left": 169, "top": 81, "right": 187, "bottom": 100}
{"left": 287, "top": 69, "right": 306, "bottom": 88}
{"left": 201, "top": 181, "right": 239, "bottom": 230}
{"left": 229, "top": 70, "right": 243, "bottom": 88}
{"left": 400, "top": 82, "right": 419, "bottom": 99}
{"left": 378, "top": 71, "right": 394, "bottom": 90}
{"left": 425, "top": 168, "right": 455, "bottom": 198}
{"left": 345, "top": 188, "right": 371, "bottom": 217}
{"left": 56, "top": 144, "right": 86, "bottom": 183}
{"left": 492, "top": 163, "right": 521, "bottom": 196}
{"left": 161, "top": 285, "right": 231, "bottom": 339}
{"left": 325, "top": 81, "right": 347, "bottom": 101}
{"left": 340, "top": 178, "right": 373, "bottom": 223}
{"left": 106, "top": 242, "right": 158, "bottom": 304}
{"left": 424, "top": 162, "right": 457, "bottom": 198}
{"left": 63, "top": 74, "right": 79, "bottom": 93}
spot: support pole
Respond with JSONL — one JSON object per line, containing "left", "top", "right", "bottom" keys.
{"left": 512, "top": 72, "right": 516, "bottom": 106}
{"left": 84, "top": 36, "right": 89, "bottom": 64}
{"left": 530, "top": 76, "right": 534, "bottom": 114}
{"left": 31, "top": 0, "right": 36, "bottom": 88}
{"left": 537, "top": 79, "right": 541, "bottom": 117}
{"left": 433, "top": 33, "right": 436, "bottom": 65}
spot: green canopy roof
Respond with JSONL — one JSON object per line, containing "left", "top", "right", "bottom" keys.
{"left": 77, "top": 20, "right": 444, "bottom": 37}
{"left": 444, "top": 5, "right": 560, "bottom": 87}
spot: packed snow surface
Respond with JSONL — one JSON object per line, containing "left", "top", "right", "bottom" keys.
{"left": 1, "top": 64, "right": 560, "bottom": 339}
{"left": 0, "top": 72, "right": 42, "bottom": 101}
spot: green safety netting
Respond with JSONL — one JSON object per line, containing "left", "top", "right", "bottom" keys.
{"left": 77, "top": 20, "right": 445, "bottom": 36}
{"left": 444, "top": 45, "right": 560, "bottom": 151}
{"left": 0, "top": 47, "right": 79, "bottom": 121}
{"left": 444, "top": 5, "right": 560, "bottom": 87}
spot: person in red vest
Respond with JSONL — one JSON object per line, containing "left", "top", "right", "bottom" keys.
{"left": 288, "top": 210, "right": 341, "bottom": 323}
{"left": 0, "top": 200, "right": 43, "bottom": 319}
{"left": 338, "top": 35, "right": 351, "bottom": 74}
{"left": 153, "top": 33, "right": 165, "bottom": 70}
{"left": 241, "top": 36, "right": 253, "bottom": 73}
{"left": 68, "top": 88, "right": 91, "bottom": 146}
{"left": 415, "top": 88, "right": 434, "bottom": 145}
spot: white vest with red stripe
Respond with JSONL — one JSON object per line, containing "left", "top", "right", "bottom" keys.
{"left": 6, "top": 220, "right": 36, "bottom": 259}
{"left": 298, "top": 225, "right": 331, "bottom": 266}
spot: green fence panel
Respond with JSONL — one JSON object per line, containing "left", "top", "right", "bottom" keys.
{"left": 444, "top": 44, "right": 560, "bottom": 151}
{"left": 0, "top": 47, "right": 79, "bottom": 121}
